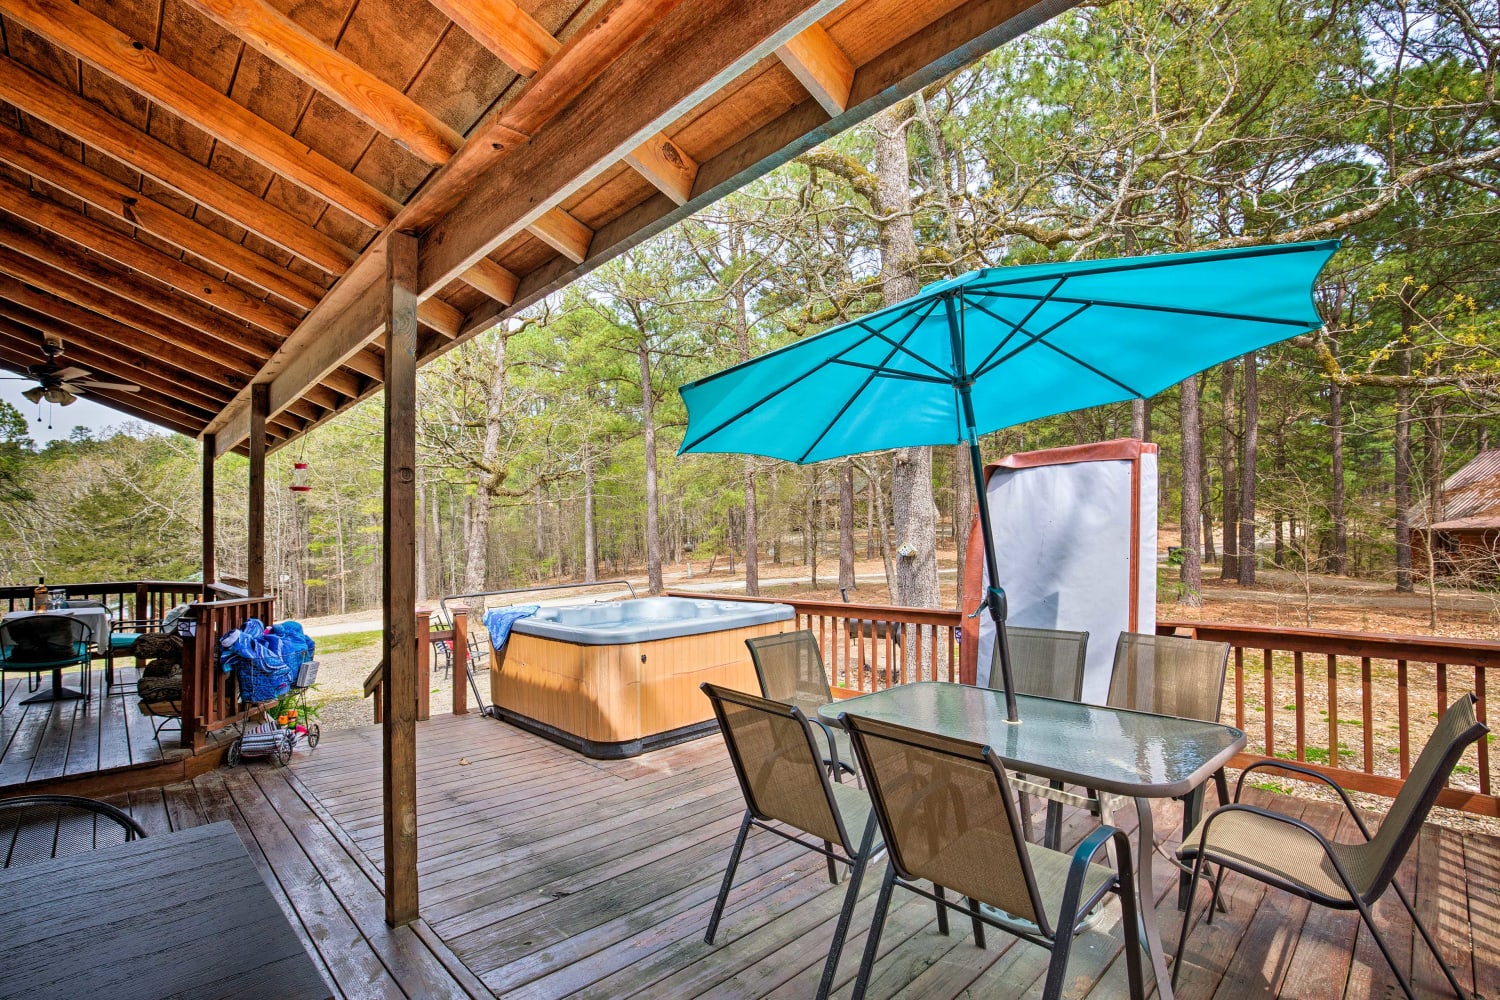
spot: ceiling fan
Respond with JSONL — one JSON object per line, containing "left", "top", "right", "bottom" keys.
{"left": 4, "top": 336, "right": 140, "bottom": 407}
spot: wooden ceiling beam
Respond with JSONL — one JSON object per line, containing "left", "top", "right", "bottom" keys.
{"left": 0, "top": 0, "right": 400, "bottom": 229}
{"left": 0, "top": 59, "right": 356, "bottom": 276}
{"left": 0, "top": 126, "right": 322, "bottom": 312}
{"left": 527, "top": 208, "right": 593, "bottom": 265}
{"left": 428, "top": 0, "right": 557, "bottom": 76}
{"left": 624, "top": 133, "right": 699, "bottom": 206}
{"left": 182, "top": 0, "right": 462, "bottom": 166}
{"left": 460, "top": 259, "right": 519, "bottom": 305}
{"left": 0, "top": 317, "right": 233, "bottom": 416}
{"left": 0, "top": 178, "right": 298, "bottom": 340}
{"left": 776, "top": 24, "right": 854, "bottom": 116}
{"left": 0, "top": 246, "right": 268, "bottom": 377}
{"left": 419, "top": 0, "right": 842, "bottom": 293}
{"left": 0, "top": 220, "right": 281, "bottom": 365}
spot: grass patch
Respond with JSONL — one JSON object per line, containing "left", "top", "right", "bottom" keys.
{"left": 315, "top": 630, "right": 382, "bottom": 655}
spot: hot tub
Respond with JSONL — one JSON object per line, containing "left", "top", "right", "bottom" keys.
{"left": 489, "top": 597, "right": 793, "bottom": 758}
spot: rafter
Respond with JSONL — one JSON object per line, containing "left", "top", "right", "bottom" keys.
{"left": 427, "top": 0, "right": 558, "bottom": 76}
{"left": 623, "top": 133, "right": 700, "bottom": 206}
{"left": 527, "top": 208, "right": 593, "bottom": 264}
{"left": 181, "top": 0, "right": 462, "bottom": 166}
{"left": 0, "top": 127, "right": 322, "bottom": 311}
{"left": 776, "top": 24, "right": 853, "bottom": 116}
{"left": 0, "top": 219, "right": 281, "bottom": 365}
{"left": 460, "top": 259, "right": 520, "bottom": 305}
{"left": 0, "top": 178, "right": 299, "bottom": 340}
{"left": 0, "top": 0, "right": 400, "bottom": 228}
{"left": 0, "top": 59, "right": 357, "bottom": 275}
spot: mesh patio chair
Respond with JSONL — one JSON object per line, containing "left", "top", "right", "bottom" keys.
{"left": 985, "top": 626, "right": 1089, "bottom": 848}
{"left": 0, "top": 794, "right": 147, "bottom": 868}
{"left": 745, "top": 631, "right": 855, "bottom": 781}
{"left": 0, "top": 616, "right": 94, "bottom": 707}
{"left": 700, "top": 682, "right": 882, "bottom": 1000}
{"left": 840, "top": 711, "right": 1146, "bottom": 1000}
{"left": 1175, "top": 693, "right": 1486, "bottom": 1000}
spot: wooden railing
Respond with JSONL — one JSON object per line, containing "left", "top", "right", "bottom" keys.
{"left": 0, "top": 580, "right": 206, "bottom": 620}
{"left": 1160, "top": 620, "right": 1500, "bottom": 817}
{"left": 665, "top": 591, "right": 967, "bottom": 693}
{"left": 179, "top": 593, "right": 275, "bottom": 750}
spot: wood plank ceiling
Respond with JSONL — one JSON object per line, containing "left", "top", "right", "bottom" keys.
{"left": 0, "top": 0, "right": 1071, "bottom": 455}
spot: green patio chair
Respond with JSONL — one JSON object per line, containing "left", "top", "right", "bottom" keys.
{"left": 0, "top": 616, "right": 94, "bottom": 707}
{"left": 1175, "top": 693, "right": 1486, "bottom": 1000}
{"left": 840, "top": 711, "right": 1146, "bottom": 1000}
{"left": 700, "top": 682, "right": 882, "bottom": 1000}
{"left": 745, "top": 630, "right": 855, "bottom": 781}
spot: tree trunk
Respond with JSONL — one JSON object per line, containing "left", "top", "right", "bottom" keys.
{"left": 1130, "top": 398, "right": 1150, "bottom": 441}
{"left": 873, "top": 462, "right": 895, "bottom": 591}
{"left": 1220, "top": 361, "right": 1239, "bottom": 581}
{"left": 583, "top": 448, "right": 597, "bottom": 582}
{"left": 1395, "top": 312, "right": 1414, "bottom": 593}
{"left": 462, "top": 333, "right": 509, "bottom": 597}
{"left": 953, "top": 444, "right": 972, "bottom": 596}
{"left": 1237, "top": 351, "right": 1258, "bottom": 586}
{"left": 743, "top": 456, "right": 759, "bottom": 596}
{"left": 865, "top": 470, "right": 876, "bottom": 560}
{"left": 1178, "top": 374, "right": 1203, "bottom": 606}
{"left": 807, "top": 467, "right": 819, "bottom": 588}
{"left": 1329, "top": 377, "right": 1347, "bottom": 575}
{"left": 638, "top": 340, "right": 663, "bottom": 595}
{"left": 875, "top": 102, "right": 939, "bottom": 612}
{"left": 839, "top": 458, "right": 856, "bottom": 592}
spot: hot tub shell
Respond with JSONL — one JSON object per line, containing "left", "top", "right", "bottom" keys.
{"left": 488, "top": 597, "right": 793, "bottom": 757}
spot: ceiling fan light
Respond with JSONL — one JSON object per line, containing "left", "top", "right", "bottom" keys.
{"left": 43, "top": 387, "right": 73, "bottom": 405}
{"left": 22, "top": 387, "right": 43, "bottom": 405}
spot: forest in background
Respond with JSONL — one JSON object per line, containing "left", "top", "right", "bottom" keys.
{"left": 0, "top": 0, "right": 1496, "bottom": 623}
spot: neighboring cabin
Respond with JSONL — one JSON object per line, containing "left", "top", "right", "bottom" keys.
{"left": 1415, "top": 449, "right": 1500, "bottom": 582}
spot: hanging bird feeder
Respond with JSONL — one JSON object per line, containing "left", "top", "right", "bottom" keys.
{"left": 289, "top": 461, "right": 312, "bottom": 493}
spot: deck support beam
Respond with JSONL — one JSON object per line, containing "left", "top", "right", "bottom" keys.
{"left": 202, "top": 434, "right": 216, "bottom": 590}
{"left": 248, "top": 384, "right": 268, "bottom": 597}
{"left": 382, "top": 231, "right": 420, "bottom": 927}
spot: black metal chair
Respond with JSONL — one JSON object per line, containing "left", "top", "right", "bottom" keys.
{"left": 1176, "top": 693, "right": 1486, "bottom": 999}
{"left": 840, "top": 711, "right": 1146, "bottom": 1000}
{"left": 105, "top": 604, "right": 190, "bottom": 696}
{"left": 745, "top": 630, "right": 854, "bottom": 780}
{"left": 700, "top": 682, "right": 882, "bottom": 1000}
{"left": 0, "top": 794, "right": 147, "bottom": 868}
{"left": 0, "top": 616, "right": 94, "bottom": 707}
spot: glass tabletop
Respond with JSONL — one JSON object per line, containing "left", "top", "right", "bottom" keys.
{"left": 821, "top": 682, "right": 1246, "bottom": 798}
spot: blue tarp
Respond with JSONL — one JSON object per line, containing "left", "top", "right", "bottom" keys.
{"left": 483, "top": 605, "right": 539, "bottom": 651}
{"left": 220, "top": 618, "right": 291, "bottom": 703}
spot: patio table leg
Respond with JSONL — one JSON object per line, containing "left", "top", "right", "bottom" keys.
{"left": 20, "top": 667, "right": 84, "bottom": 704}
{"left": 1133, "top": 796, "right": 1176, "bottom": 1000}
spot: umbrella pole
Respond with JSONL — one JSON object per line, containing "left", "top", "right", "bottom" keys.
{"left": 964, "top": 431, "right": 1019, "bottom": 722}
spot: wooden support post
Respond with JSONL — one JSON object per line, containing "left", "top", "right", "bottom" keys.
{"left": 202, "top": 433, "right": 216, "bottom": 590}
{"left": 381, "top": 231, "right": 419, "bottom": 928}
{"left": 248, "top": 384, "right": 268, "bottom": 596}
{"left": 416, "top": 610, "right": 431, "bottom": 722}
{"left": 452, "top": 610, "right": 469, "bottom": 716}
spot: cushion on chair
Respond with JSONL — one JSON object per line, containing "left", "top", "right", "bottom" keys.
{"left": 109, "top": 633, "right": 143, "bottom": 650}
{"left": 137, "top": 672, "right": 182, "bottom": 713}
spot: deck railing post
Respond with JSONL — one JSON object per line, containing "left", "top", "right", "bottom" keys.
{"left": 416, "top": 610, "right": 431, "bottom": 722}
{"left": 452, "top": 610, "right": 469, "bottom": 716}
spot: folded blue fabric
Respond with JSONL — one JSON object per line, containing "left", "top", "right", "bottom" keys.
{"left": 483, "top": 605, "right": 539, "bottom": 651}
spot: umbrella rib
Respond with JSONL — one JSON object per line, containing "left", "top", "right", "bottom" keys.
{"left": 976, "top": 290, "right": 1317, "bottom": 328}
{"left": 968, "top": 299, "right": 1148, "bottom": 397}
{"left": 795, "top": 301, "right": 940, "bottom": 464}
{"left": 966, "top": 277, "right": 1068, "bottom": 377}
{"left": 828, "top": 359, "right": 949, "bottom": 383}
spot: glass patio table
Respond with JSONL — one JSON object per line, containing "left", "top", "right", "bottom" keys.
{"left": 822, "top": 681, "right": 1246, "bottom": 1000}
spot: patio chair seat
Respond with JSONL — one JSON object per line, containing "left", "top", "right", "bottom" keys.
{"left": 1180, "top": 806, "right": 1364, "bottom": 903}
{"left": 1027, "top": 841, "right": 1119, "bottom": 921}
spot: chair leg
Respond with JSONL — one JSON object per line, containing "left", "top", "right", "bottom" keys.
{"left": 1114, "top": 853, "right": 1148, "bottom": 1000}
{"left": 934, "top": 883, "right": 950, "bottom": 935}
{"left": 1040, "top": 919, "right": 1077, "bottom": 1000}
{"left": 1391, "top": 879, "right": 1470, "bottom": 999}
{"left": 967, "top": 896, "right": 986, "bottom": 949}
{"left": 1172, "top": 850, "right": 1209, "bottom": 991}
{"left": 815, "top": 818, "right": 876, "bottom": 1000}
{"left": 705, "top": 811, "right": 753, "bottom": 945}
{"left": 1351, "top": 887, "right": 1421, "bottom": 1000}
{"left": 1205, "top": 866, "right": 1228, "bottom": 926}
{"left": 1045, "top": 781, "right": 1065, "bottom": 851}
{"left": 851, "top": 866, "right": 898, "bottom": 1000}
{"left": 825, "top": 841, "right": 839, "bottom": 885}
{"left": 1018, "top": 787, "right": 1036, "bottom": 843}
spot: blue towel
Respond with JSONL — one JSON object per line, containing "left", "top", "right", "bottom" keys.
{"left": 483, "top": 605, "right": 539, "bottom": 651}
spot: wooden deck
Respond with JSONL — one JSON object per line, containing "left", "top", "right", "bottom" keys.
{"left": 42, "top": 710, "right": 1500, "bottom": 999}
{"left": 0, "top": 666, "right": 195, "bottom": 788}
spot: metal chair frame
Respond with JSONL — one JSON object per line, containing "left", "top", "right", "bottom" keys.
{"left": 0, "top": 616, "right": 95, "bottom": 708}
{"left": 745, "top": 630, "right": 855, "bottom": 781}
{"left": 0, "top": 794, "right": 148, "bottom": 868}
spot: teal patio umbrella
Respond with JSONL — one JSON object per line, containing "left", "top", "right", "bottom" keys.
{"left": 678, "top": 240, "right": 1338, "bottom": 721}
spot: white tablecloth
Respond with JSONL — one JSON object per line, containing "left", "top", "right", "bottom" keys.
{"left": 4, "top": 607, "right": 113, "bottom": 647}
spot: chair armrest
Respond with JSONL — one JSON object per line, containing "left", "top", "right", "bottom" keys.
{"left": 1187, "top": 802, "right": 1366, "bottom": 897}
{"left": 1234, "top": 760, "right": 1372, "bottom": 840}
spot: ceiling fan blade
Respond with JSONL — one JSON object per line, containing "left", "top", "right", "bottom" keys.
{"left": 73, "top": 380, "right": 139, "bottom": 392}
{"left": 54, "top": 366, "right": 90, "bottom": 382}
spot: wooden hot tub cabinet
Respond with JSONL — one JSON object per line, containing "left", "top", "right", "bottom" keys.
{"left": 489, "top": 619, "right": 789, "bottom": 757}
